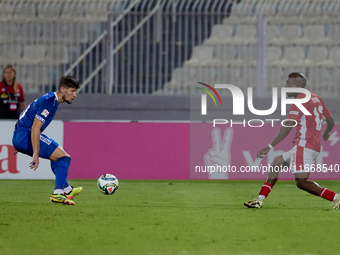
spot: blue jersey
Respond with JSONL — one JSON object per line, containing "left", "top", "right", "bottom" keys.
{"left": 15, "top": 92, "right": 59, "bottom": 132}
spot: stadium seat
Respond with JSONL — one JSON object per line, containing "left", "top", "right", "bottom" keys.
{"left": 229, "top": 1, "right": 253, "bottom": 19}
{"left": 303, "top": 25, "right": 331, "bottom": 46}
{"left": 304, "top": 47, "right": 328, "bottom": 67}
{"left": 185, "top": 46, "right": 216, "bottom": 66}
{"left": 204, "top": 66, "right": 237, "bottom": 93}
{"left": 60, "top": 1, "right": 84, "bottom": 22}
{"left": 0, "top": 3, "right": 14, "bottom": 22}
{"left": 83, "top": 3, "right": 109, "bottom": 22}
{"left": 40, "top": 22, "right": 68, "bottom": 44}
{"left": 235, "top": 45, "right": 257, "bottom": 67}
{"left": 12, "top": 2, "right": 36, "bottom": 22}
{"left": 162, "top": 67, "right": 197, "bottom": 95}
{"left": 277, "top": 46, "right": 305, "bottom": 67}
{"left": 210, "top": 66, "right": 228, "bottom": 85}
{"left": 204, "top": 25, "right": 234, "bottom": 45}
{"left": 229, "top": 66, "right": 256, "bottom": 91}
{"left": 267, "top": 25, "right": 281, "bottom": 45}
{"left": 62, "top": 23, "right": 90, "bottom": 44}
{"left": 17, "top": 65, "right": 49, "bottom": 87}
{"left": 212, "top": 45, "right": 236, "bottom": 65}
{"left": 267, "top": 66, "right": 285, "bottom": 89}
{"left": 39, "top": 22, "right": 90, "bottom": 45}
{"left": 233, "top": 25, "right": 257, "bottom": 44}
{"left": 18, "top": 23, "right": 41, "bottom": 41}
{"left": 42, "top": 46, "right": 69, "bottom": 65}
{"left": 324, "top": 47, "right": 340, "bottom": 68}
{"left": 0, "top": 45, "right": 22, "bottom": 65}
{"left": 0, "top": 23, "right": 20, "bottom": 43}
{"left": 307, "top": 67, "right": 333, "bottom": 97}
{"left": 22, "top": 45, "right": 46, "bottom": 65}
{"left": 267, "top": 15, "right": 308, "bottom": 25}
{"left": 328, "top": 24, "right": 340, "bottom": 46}
{"left": 278, "top": 25, "right": 303, "bottom": 46}
{"left": 223, "top": 15, "right": 257, "bottom": 25}
{"left": 267, "top": 47, "right": 282, "bottom": 66}
{"left": 38, "top": 2, "right": 62, "bottom": 21}
{"left": 300, "top": 2, "right": 323, "bottom": 23}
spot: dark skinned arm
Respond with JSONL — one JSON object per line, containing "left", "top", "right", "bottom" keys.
{"left": 322, "top": 116, "right": 335, "bottom": 141}
{"left": 256, "top": 120, "right": 295, "bottom": 159}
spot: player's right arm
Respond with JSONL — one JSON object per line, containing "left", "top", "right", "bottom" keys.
{"left": 322, "top": 116, "right": 335, "bottom": 141}
{"left": 256, "top": 122, "right": 295, "bottom": 159}
{"left": 257, "top": 102, "right": 300, "bottom": 159}
{"left": 30, "top": 118, "right": 43, "bottom": 170}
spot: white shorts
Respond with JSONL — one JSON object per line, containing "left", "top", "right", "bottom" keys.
{"left": 282, "top": 145, "right": 319, "bottom": 174}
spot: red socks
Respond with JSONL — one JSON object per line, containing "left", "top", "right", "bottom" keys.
{"left": 319, "top": 188, "right": 336, "bottom": 201}
{"left": 259, "top": 183, "right": 273, "bottom": 199}
{"left": 257, "top": 183, "right": 337, "bottom": 202}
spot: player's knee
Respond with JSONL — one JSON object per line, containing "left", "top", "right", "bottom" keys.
{"left": 60, "top": 150, "right": 70, "bottom": 158}
{"left": 56, "top": 153, "right": 71, "bottom": 161}
{"left": 295, "top": 179, "right": 303, "bottom": 189}
{"left": 63, "top": 154, "right": 71, "bottom": 161}
{"left": 295, "top": 178, "right": 307, "bottom": 190}
{"left": 271, "top": 155, "right": 285, "bottom": 168}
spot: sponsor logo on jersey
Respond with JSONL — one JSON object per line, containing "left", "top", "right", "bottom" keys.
{"left": 40, "top": 136, "right": 52, "bottom": 145}
{"left": 41, "top": 109, "right": 49, "bottom": 117}
{"left": 0, "top": 93, "right": 8, "bottom": 98}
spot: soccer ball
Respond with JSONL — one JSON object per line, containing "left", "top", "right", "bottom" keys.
{"left": 97, "top": 174, "right": 119, "bottom": 195}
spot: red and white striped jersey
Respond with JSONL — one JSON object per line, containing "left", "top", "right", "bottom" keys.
{"left": 287, "top": 92, "right": 331, "bottom": 152}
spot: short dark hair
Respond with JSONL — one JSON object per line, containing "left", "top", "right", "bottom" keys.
{"left": 58, "top": 75, "right": 80, "bottom": 91}
{"left": 288, "top": 72, "right": 307, "bottom": 87}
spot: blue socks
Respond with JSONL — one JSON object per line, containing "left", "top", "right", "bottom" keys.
{"left": 51, "top": 156, "right": 71, "bottom": 194}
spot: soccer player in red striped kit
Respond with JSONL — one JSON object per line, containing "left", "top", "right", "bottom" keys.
{"left": 244, "top": 72, "right": 340, "bottom": 209}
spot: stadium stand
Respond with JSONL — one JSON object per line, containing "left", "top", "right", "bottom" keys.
{"left": 162, "top": 0, "right": 340, "bottom": 98}
{"left": 0, "top": 0, "right": 339, "bottom": 98}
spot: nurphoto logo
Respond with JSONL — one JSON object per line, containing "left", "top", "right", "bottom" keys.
{"left": 196, "top": 83, "right": 312, "bottom": 128}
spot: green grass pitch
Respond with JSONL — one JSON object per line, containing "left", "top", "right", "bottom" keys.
{"left": 1, "top": 179, "right": 340, "bottom": 255}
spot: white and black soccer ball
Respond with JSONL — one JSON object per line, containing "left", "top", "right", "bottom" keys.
{"left": 97, "top": 174, "right": 119, "bottom": 195}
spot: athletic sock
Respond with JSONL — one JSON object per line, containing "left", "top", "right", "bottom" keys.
{"left": 53, "top": 189, "right": 64, "bottom": 195}
{"left": 54, "top": 156, "right": 71, "bottom": 191}
{"left": 258, "top": 183, "right": 273, "bottom": 200}
{"left": 64, "top": 185, "right": 73, "bottom": 194}
{"left": 319, "top": 188, "right": 337, "bottom": 202}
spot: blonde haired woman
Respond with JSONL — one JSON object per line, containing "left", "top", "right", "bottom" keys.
{"left": 0, "top": 64, "right": 26, "bottom": 119}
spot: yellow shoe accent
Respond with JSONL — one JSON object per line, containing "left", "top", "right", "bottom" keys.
{"left": 50, "top": 194, "right": 75, "bottom": 205}
{"left": 244, "top": 198, "right": 263, "bottom": 208}
{"left": 67, "top": 186, "right": 83, "bottom": 199}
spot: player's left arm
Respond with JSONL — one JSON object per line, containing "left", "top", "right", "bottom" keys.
{"left": 30, "top": 118, "right": 44, "bottom": 170}
{"left": 322, "top": 116, "right": 335, "bottom": 141}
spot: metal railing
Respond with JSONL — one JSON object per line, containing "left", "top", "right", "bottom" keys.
{"left": 2, "top": 0, "right": 340, "bottom": 98}
{"left": 0, "top": 0, "right": 126, "bottom": 93}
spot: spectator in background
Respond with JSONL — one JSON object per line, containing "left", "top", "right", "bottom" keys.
{"left": 0, "top": 64, "right": 26, "bottom": 119}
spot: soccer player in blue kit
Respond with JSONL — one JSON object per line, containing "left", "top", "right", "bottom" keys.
{"left": 12, "top": 76, "right": 82, "bottom": 205}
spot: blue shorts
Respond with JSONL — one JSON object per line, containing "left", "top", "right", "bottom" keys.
{"left": 12, "top": 128, "right": 59, "bottom": 159}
